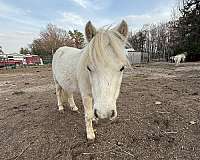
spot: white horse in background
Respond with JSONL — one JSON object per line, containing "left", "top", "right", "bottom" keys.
{"left": 52, "top": 20, "right": 129, "bottom": 141}
{"left": 174, "top": 52, "right": 187, "bottom": 66}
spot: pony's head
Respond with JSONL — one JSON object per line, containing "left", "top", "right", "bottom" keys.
{"left": 85, "top": 20, "right": 129, "bottom": 120}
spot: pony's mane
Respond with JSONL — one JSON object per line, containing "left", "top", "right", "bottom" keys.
{"left": 85, "top": 29, "right": 129, "bottom": 69}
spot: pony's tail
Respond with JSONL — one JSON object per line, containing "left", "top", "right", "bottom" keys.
{"left": 60, "top": 89, "right": 68, "bottom": 104}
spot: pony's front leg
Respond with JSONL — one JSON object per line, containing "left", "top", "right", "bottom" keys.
{"left": 83, "top": 96, "right": 95, "bottom": 141}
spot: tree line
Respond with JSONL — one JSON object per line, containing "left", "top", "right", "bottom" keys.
{"left": 127, "top": 0, "right": 200, "bottom": 61}
{"left": 18, "top": 0, "right": 199, "bottom": 62}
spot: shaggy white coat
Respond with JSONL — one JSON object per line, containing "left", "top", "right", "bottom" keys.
{"left": 52, "top": 20, "right": 129, "bottom": 140}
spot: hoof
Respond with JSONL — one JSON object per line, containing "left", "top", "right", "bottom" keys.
{"left": 87, "top": 133, "right": 95, "bottom": 142}
{"left": 87, "top": 138, "right": 95, "bottom": 143}
{"left": 92, "top": 118, "right": 98, "bottom": 125}
{"left": 58, "top": 105, "right": 64, "bottom": 111}
{"left": 70, "top": 105, "right": 78, "bottom": 112}
{"left": 59, "top": 109, "right": 64, "bottom": 113}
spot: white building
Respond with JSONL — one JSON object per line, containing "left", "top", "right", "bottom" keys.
{"left": 0, "top": 53, "right": 25, "bottom": 61}
{"left": 125, "top": 48, "right": 149, "bottom": 64}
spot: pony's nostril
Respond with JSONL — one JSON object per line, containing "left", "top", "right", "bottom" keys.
{"left": 111, "top": 110, "right": 115, "bottom": 118}
{"left": 94, "top": 109, "right": 98, "bottom": 118}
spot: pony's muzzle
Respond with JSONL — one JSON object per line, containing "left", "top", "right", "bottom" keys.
{"left": 94, "top": 109, "right": 117, "bottom": 121}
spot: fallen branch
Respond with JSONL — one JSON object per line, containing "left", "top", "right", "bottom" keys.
{"left": 164, "top": 131, "right": 178, "bottom": 134}
{"left": 14, "top": 142, "right": 33, "bottom": 160}
{"left": 157, "top": 111, "right": 170, "bottom": 114}
{"left": 6, "top": 138, "right": 37, "bottom": 160}
{"left": 82, "top": 150, "right": 113, "bottom": 155}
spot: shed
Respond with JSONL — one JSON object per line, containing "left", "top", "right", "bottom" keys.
{"left": 125, "top": 49, "right": 141, "bottom": 64}
{"left": 125, "top": 49, "right": 149, "bottom": 64}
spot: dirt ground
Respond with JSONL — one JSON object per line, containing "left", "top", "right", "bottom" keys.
{"left": 0, "top": 62, "right": 200, "bottom": 160}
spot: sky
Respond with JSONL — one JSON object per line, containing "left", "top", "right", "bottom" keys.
{"left": 0, "top": 0, "right": 177, "bottom": 53}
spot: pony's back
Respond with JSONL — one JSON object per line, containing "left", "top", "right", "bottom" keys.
{"left": 52, "top": 46, "right": 81, "bottom": 93}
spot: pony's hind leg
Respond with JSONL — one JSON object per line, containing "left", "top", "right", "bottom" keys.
{"left": 68, "top": 92, "right": 78, "bottom": 111}
{"left": 55, "top": 81, "right": 64, "bottom": 112}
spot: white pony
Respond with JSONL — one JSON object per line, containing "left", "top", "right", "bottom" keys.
{"left": 52, "top": 20, "right": 129, "bottom": 140}
{"left": 174, "top": 52, "right": 187, "bottom": 66}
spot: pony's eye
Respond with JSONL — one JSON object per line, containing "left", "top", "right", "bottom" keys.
{"left": 87, "top": 66, "right": 91, "bottom": 72}
{"left": 120, "top": 66, "right": 125, "bottom": 72}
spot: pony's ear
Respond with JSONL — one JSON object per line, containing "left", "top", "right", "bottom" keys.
{"left": 85, "top": 21, "right": 96, "bottom": 42}
{"left": 116, "top": 20, "right": 128, "bottom": 38}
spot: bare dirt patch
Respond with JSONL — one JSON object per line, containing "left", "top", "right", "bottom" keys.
{"left": 0, "top": 63, "right": 200, "bottom": 160}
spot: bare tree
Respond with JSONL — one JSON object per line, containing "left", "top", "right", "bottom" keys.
{"left": 39, "top": 24, "right": 74, "bottom": 55}
{"left": 30, "top": 24, "right": 76, "bottom": 59}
